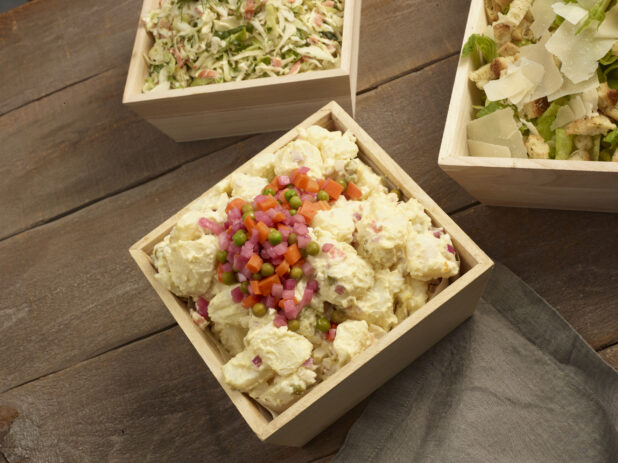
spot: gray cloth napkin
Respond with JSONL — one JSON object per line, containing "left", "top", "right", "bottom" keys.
{"left": 334, "top": 263, "right": 618, "bottom": 463}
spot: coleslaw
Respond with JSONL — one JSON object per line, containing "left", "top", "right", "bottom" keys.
{"left": 142, "top": 0, "right": 345, "bottom": 92}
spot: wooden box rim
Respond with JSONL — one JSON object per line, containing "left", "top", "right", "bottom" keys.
{"left": 437, "top": 0, "right": 618, "bottom": 175}
{"left": 122, "top": 0, "right": 359, "bottom": 105}
{"left": 130, "top": 101, "right": 493, "bottom": 441}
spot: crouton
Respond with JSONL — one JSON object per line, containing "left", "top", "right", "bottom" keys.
{"left": 496, "top": 0, "right": 533, "bottom": 28}
{"left": 574, "top": 135, "right": 593, "bottom": 152}
{"left": 565, "top": 115, "right": 616, "bottom": 136}
{"left": 598, "top": 82, "right": 618, "bottom": 121}
{"left": 498, "top": 42, "right": 519, "bottom": 57}
{"left": 493, "top": 22, "right": 512, "bottom": 45}
{"left": 568, "top": 150, "right": 591, "bottom": 161}
{"left": 522, "top": 98, "right": 549, "bottom": 119}
{"left": 469, "top": 56, "right": 516, "bottom": 89}
{"left": 525, "top": 134, "right": 550, "bottom": 159}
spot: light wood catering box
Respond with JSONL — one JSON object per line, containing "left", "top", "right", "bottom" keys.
{"left": 438, "top": 0, "right": 618, "bottom": 213}
{"left": 123, "top": 0, "right": 361, "bottom": 142}
{"left": 130, "top": 102, "right": 494, "bottom": 446}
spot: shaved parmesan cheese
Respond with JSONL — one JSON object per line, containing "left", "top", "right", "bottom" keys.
{"left": 520, "top": 43, "right": 563, "bottom": 100}
{"left": 531, "top": 0, "right": 556, "bottom": 38}
{"left": 548, "top": 74, "right": 599, "bottom": 101}
{"left": 522, "top": 120, "right": 540, "bottom": 136}
{"left": 467, "top": 140, "right": 512, "bottom": 158}
{"left": 551, "top": 105, "right": 576, "bottom": 131}
{"left": 545, "top": 20, "right": 615, "bottom": 84}
{"left": 467, "top": 108, "right": 528, "bottom": 158}
{"left": 569, "top": 95, "right": 587, "bottom": 120}
{"left": 552, "top": 2, "right": 588, "bottom": 25}
{"left": 581, "top": 87, "right": 599, "bottom": 115}
{"left": 484, "top": 58, "right": 544, "bottom": 105}
{"left": 596, "top": 6, "right": 618, "bottom": 39}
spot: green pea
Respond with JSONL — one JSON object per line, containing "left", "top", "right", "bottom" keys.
{"left": 289, "top": 196, "right": 302, "bottom": 209}
{"left": 260, "top": 262, "right": 275, "bottom": 277}
{"left": 331, "top": 310, "right": 346, "bottom": 324}
{"left": 300, "top": 248, "right": 308, "bottom": 259}
{"left": 317, "top": 317, "right": 331, "bottom": 333}
{"left": 252, "top": 303, "right": 267, "bottom": 317}
{"left": 317, "top": 190, "right": 330, "bottom": 202}
{"left": 284, "top": 189, "right": 297, "bottom": 202}
{"left": 242, "top": 211, "right": 255, "bottom": 221}
{"left": 263, "top": 187, "right": 276, "bottom": 196}
{"left": 268, "top": 229, "right": 283, "bottom": 245}
{"left": 240, "top": 281, "right": 250, "bottom": 295}
{"left": 290, "top": 266, "right": 303, "bottom": 280}
{"left": 233, "top": 230, "right": 247, "bottom": 247}
{"left": 336, "top": 179, "right": 347, "bottom": 191}
{"left": 241, "top": 203, "right": 254, "bottom": 214}
{"left": 305, "top": 241, "right": 320, "bottom": 256}
{"left": 252, "top": 273, "right": 262, "bottom": 280}
{"left": 288, "top": 319, "right": 300, "bottom": 331}
{"left": 287, "top": 232, "right": 298, "bottom": 245}
{"left": 221, "top": 271, "right": 237, "bottom": 285}
{"left": 290, "top": 209, "right": 297, "bottom": 216}
{"left": 216, "top": 250, "right": 228, "bottom": 263}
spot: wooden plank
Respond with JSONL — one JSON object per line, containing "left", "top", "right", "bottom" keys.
{"left": 0, "top": 54, "right": 473, "bottom": 240}
{"left": 452, "top": 205, "right": 618, "bottom": 351}
{"left": 0, "top": 0, "right": 468, "bottom": 115}
{"left": 0, "top": 56, "right": 472, "bottom": 394}
{"left": 0, "top": 326, "right": 366, "bottom": 462}
{"left": 598, "top": 344, "right": 618, "bottom": 370}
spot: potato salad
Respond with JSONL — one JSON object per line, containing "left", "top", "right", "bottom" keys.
{"left": 142, "top": 0, "right": 345, "bottom": 91}
{"left": 152, "top": 127, "right": 460, "bottom": 413}
{"left": 464, "top": 0, "right": 618, "bottom": 161}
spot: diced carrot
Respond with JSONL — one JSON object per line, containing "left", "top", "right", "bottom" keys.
{"left": 272, "top": 211, "right": 286, "bottom": 223}
{"left": 323, "top": 178, "right": 344, "bottom": 200}
{"left": 305, "top": 179, "right": 319, "bottom": 193}
{"left": 278, "top": 297, "right": 298, "bottom": 309}
{"left": 256, "top": 196, "right": 278, "bottom": 211}
{"left": 250, "top": 280, "right": 262, "bottom": 296}
{"left": 296, "top": 259, "right": 305, "bottom": 268}
{"left": 298, "top": 201, "right": 319, "bottom": 224}
{"left": 242, "top": 295, "right": 259, "bottom": 309}
{"left": 275, "top": 260, "right": 290, "bottom": 278}
{"left": 258, "top": 274, "right": 281, "bottom": 295}
{"left": 284, "top": 243, "right": 302, "bottom": 265}
{"left": 345, "top": 181, "right": 363, "bottom": 199}
{"left": 315, "top": 200, "right": 331, "bottom": 211}
{"left": 244, "top": 215, "right": 256, "bottom": 234}
{"left": 246, "top": 254, "right": 263, "bottom": 274}
{"left": 226, "top": 198, "right": 246, "bottom": 213}
{"left": 266, "top": 178, "right": 279, "bottom": 192}
{"left": 293, "top": 173, "right": 310, "bottom": 190}
{"left": 317, "top": 179, "right": 326, "bottom": 189}
{"left": 217, "top": 264, "right": 223, "bottom": 282}
{"left": 277, "top": 224, "right": 292, "bottom": 233}
{"left": 256, "top": 221, "right": 270, "bottom": 243}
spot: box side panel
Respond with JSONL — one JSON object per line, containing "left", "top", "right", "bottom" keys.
{"left": 440, "top": 164, "right": 618, "bottom": 212}
{"left": 264, "top": 267, "right": 493, "bottom": 446}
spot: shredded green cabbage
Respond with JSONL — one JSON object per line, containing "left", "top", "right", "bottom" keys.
{"left": 142, "top": 0, "right": 345, "bottom": 92}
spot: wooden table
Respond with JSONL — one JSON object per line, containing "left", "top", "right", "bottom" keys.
{"left": 1, "top": 1, "right": 617, "bottom": 461}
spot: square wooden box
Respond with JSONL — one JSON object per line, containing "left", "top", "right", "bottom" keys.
{"left": 122, "top": 0, "right": 361, "bottom": 142}
{"left": 438, "top": 0, "right": 618, "bottom": 213}
{"left": 130, "top": 102, "right": 494, "bottom": 446}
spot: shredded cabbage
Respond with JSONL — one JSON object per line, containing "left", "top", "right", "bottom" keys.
{"left": 142, "top": 0, "right": 345, "bottom": 92}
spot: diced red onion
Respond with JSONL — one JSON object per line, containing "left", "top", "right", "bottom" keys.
{"left": 302, "top": 262, "right": 314, "bottom": 276}
{"left": 293, "top": 222, "right": 309, "bottom": 235}
{"left": 266, "top": 208, "right": 277, "bottom": 219}
{"left": 306, "top": 279, "right": 318, "bottom": 291}
{"left": 297, "top": 235, "right": 311, "bottom": 248}
{"left": 265, "top": 295, "right": 276, "bottom": 309}
{"left": 271, "top": 242, "right": 288, "bottom": 257}
{"left": 272, "top": 284, "right": 283, "bottom": 298}
{"left": 302, "top": 357, "right": 314, "bottom": 367}
{"left": 241, "top": 242, "right": 254, "bottom": 259}
{"left": 229, "top": 221, "right": 244, "bottom": 235}
{"left": 233, "top": 255, "right": 248, "bottom": 271}
{"left": 327, "top": 328, "right": 337, "bottom": 341}
{"left": 278, "top": 175, "right": 290, "bottom": 187}
{"left": 196, "top": 297, "right": 209, "bottom": 318}
{"left": 240, "top": 267, "right": 252, "bottom": 280}
{"left": 335, "top": 285, "right": 345, "bottom": 295}
{"left": 254, "top": 195, "right": 269, "bottom": 204}
{"left": 322, "top": 243, "right": 334, "bottom": 252}
{"left": 279, "top": 227, "right": 291, "bottom": 240}
{"left": 283, "top": 299, "right": 301, "bottom": 319}
{"left": 228, "top": 207, "right": 242, "bottom": 221}
{"left": 354, "top": 213, "right": 362, "bottom": 221}
{"left": 292, "top": 214, "right": 306, "bottom": 224}
{"left": 198, "top": 218, "right": 224, "bottom": 235}
{"left": 218, "top": 233, "right": 231, "bottom": 249}
{"left": 271, "top": 256, "right": 283, "bottom": 266}
{"left": 447, "top": 244, "right": 455, "bottom": 255}
{"left": 221, "top": 263, "right": 233, "bottom": 273}
{"left": 231, "top": 287, "right": 244, "bottom": 303}
{"left": 298, "top": 166, "right": 310, "bottom": 174}
{"left": 273, "top": 314, "right": 288, "bottom": 328}
{"left": 252, "top": 355, "right": 262, "bottom": 367}
{"left": 298, "top": 288, "right": 314, "bottom": 308}
{"left": 227, "top": 243, "right": 241, "bottom": 255}
{"left": 255, "top": 211, "right": 273, "bottom": 227}
{"left": 301, "top": 194, "right": 314, "bottom": 203}
{"left": 249, "top": 230, "right": 259, "bottom": 245}
{"left": 238, "top": 273, "right": 247, "bottom": 282}
{"left": 284, "top": 279, "right": 297, "bottom": 290}
{"left": 282, "top": 289, "right": 295, "bottom": 299}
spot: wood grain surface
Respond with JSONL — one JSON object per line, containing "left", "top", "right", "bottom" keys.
{"left": 0, "top": 0, "right": 616, "bottom": 461}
